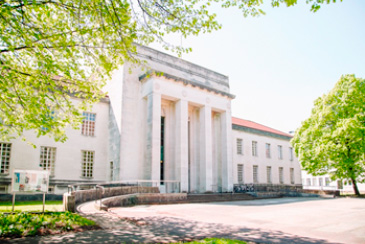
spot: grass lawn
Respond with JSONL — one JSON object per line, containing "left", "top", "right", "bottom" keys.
{"left": 184, "top": 238, "right": 247, "bottom": 244}
{"left": 0, "top": 211, "right": 97, "bottom": 238}
{"left": 0, "top": 201, "right": 64, "bottom": 212}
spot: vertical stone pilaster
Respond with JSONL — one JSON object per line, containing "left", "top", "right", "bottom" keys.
{"left": 175, "top": 99, "right": 188, "bottom": 192}
{"left": 221, "top": 110, "right": 233, "bottom": 192}
{"left": 199, "top": 106, "right": 213, "bottom": 192}
{"left": 145, "top": 92, "right": 161, "bottom": 182}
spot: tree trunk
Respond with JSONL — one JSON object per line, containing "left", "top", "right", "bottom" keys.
{"left": 350, "top": 177, "right": 360, "bottom": 196}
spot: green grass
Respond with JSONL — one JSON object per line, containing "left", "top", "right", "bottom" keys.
{"left": 0, "top": 201, "right": 63, "bottom": 212}
{"left": 0, "top": 211, "right": 96, "bottom": 238}
{"left": 184, "top": 238, "right": 247, "bottom": 244}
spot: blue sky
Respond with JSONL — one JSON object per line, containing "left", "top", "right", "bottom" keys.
{"left": 153, "top": 0, "right": 365, "bottom": 133}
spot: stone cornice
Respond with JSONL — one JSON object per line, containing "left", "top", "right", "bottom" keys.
{"left": 139, "top": 71, "right": 236, "bottom": 99}
{"left": 136, "top": 46, "right": 230, "bottom": 88}
{"left": 232, "top": 124, "right": 292, "bottom": 141}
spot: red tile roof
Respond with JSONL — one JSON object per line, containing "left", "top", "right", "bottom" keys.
{"left": 232, "top": 117, "right": 292, "bottom": 138}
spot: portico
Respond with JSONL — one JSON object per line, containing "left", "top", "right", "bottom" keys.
{"left": 140, "top": 73, "right": 234, "bottom": 193}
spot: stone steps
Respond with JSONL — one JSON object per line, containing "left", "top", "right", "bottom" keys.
{"left": 187, "top": 193, "right": 256, "bottom": 203}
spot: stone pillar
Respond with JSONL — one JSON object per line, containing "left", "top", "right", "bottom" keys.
{"left": 221, "top": 110, "right": 233, "bottom": 192}
{"left": 175, "top": 99, "right": 189, "bottom": 192}
{"left": 199, "top": 106, "right": 213, "bottom": 192}
{"left": 145, "top": 92, "right": 161, "bottom": 182}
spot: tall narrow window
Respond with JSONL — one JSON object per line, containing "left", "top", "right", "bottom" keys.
{"left": 325, "top": 177, "right": 330, "bottom": 186}
{"left": 265, "top": 143, "right": 271, "bottom": 158}
{"left": 290, "top": 168, "right": 294, "bottom": 184}
{"left": 237, "top": 164, "right": 244, "bottom": 183}
{"left": 279, "top": 167, "right": 284, "bottom": 184}
{"left": 252, "top": 141, "right": 258, "bottom": 156}
{"left": 236, "top": 138, "right": 243, "bottom": 155}
{"left": 82, "top": 151, "right": 94, "bottom": 178}
{"left": 267, "top": 166, "right": 272, "bottom": 184}
{"left": 0, "top": 143, "right": 11, "bottom": 174}
{"left": 253, "top": 165, "right": 259, "bottom": 183}
{"left": 307, "top": 178, "right": 311, "bottom": 186}
{"left": 319, "top": 178, "right": 323, "bottom": 187}
{"left": 289, "top": 147, "right": 294, "bottom": 161}
{"left": 110, "top": 161, "right": 114, "bottom": 181}
{"left": 40, "top": 147, "right": 56, "bottom": 176}
{"left": 81, "top": 112, "right": 96, "bottom": 136}
{"left": 278, "top": 145, "right": 283, "bottom": 159}
{"left": 160, "top": 117, "right": 165, "bottom": 185}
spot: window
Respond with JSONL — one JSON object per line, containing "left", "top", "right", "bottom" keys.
{"left": 265, "top": 143, "right": 271, "bottom": 158}
{"left": 290, "top": 168, "right": 294, "bottom": 184}
{"left": 279, "top": 167, "right": 284, "bottom": 184}
{"left": 110, "top": 161, "right": 114, "bottom": 181}
{"left": 267, "top": 166, "right": 272, "bottom": 184}
{"left": 0, "top": 143, "right": 11, "bottom": 174}
{"left": 278, "top": 145, "right": 283, "bottom": 159}
{"left": 312, "top": 178, "right": 317, "bottom": 186}
{"left": 236, "top": 138, "right": 243, "bottom": 155}
{"left": 40, "top": 147, "right": 56, "bottom": 176}
{"left": 237, "top": 164, "right": 244, "bottom": 183}
{"left": 0, "top": 185, "right": 7, "bottom": 193}
{"left": 307, "top": 178, "right": 311, "bottom": 186}
{"left": 325, "top": 177, "right": 330, "bottom": 186}
{"left": 253, "top": 165, "right": 259, "bottom": 183}
{"left": 252, "top": 141, "right": 258, "bottom": 156}
{"left": 82, "top": 151, "right": 94, "bottom": 178}
{"left": 319, "top": 178, "right": 323, "bottom": 186}
{"left": 289, "top": 147, "right": 294, "bottom": 161}
{"left": 81, "top": 112, "right": 96, "bottom": 136}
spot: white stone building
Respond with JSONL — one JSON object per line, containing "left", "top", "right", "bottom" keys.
{"left": 0, "top": 46, "right": 302, "bottom": 194}
{"left": 301, "top": 171, "right": 365, "bottom": 193}
{"left": 232, "top": 118, "right": 301, "bottom": 187}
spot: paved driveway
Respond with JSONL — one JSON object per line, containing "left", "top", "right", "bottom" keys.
{"left": 108, "top": 197, "right": 365, "bottom": 244}
{"left": 2, "top": 197, "right": 364, "bottom": 243}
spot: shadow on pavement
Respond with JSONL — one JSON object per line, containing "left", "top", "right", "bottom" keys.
{"left": 1, "top": 214, "right": 339, "bottom": 244}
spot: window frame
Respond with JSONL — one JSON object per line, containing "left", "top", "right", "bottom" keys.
{"left": 278, "top": 145, "right": 283, "bottom": 160}
{"left": 81, "top": 150, "right": 94, "bottom": 178}
{"left": 265, "top": 143, "right": 271, "bottom": 158}
{"left": 266, "top": 166, "right": 272, "bottom": 184}
{"left": 253, "top": 165, "right": 259, "bottom": 183}
{"left": 252, "top": 141, "right": 258, "bottom": 157}
{"left": 40, "top": 146, "right": 56, "bottom": 176}
{"left": 81, "top": 112, "right": 96, "bottom": 136}
{"left": 237, "top": 164, "right": 244, "bottom": 183}
{"left": 0, "top": 143, "right": 11, "bottom": 175}
{"left": 279, "top": 167, "right": 284, "bottom": 184}
{"left": 236, "top": 138, "right": 243, "bottom": 155}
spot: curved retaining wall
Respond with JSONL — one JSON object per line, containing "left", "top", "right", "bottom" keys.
{"left": 63, "top": 186, "right": 160, "bottom": 212}
{"left": 96, "top": 193, "right": 188, "bottom": 210}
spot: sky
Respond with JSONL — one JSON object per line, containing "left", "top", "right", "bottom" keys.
{"left": 151, "top": 0, "right": 365, "bottom": 134}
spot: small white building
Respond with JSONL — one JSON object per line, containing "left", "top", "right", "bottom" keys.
{"left": 301, "top": 171, "right": 365, "bottom": 193}
{"left": 0, "top": 46, "right": 302, "bottom": 194}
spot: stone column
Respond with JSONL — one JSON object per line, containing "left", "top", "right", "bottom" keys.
{"left": 199, "top": 106, "right": 213, "bottom": 192}
{"left": 145, "top": 92, "right": 161, "bottom": 182}
{"left": 175, "top": 99, "right": 189, "bottom": 192}
{"left": 220, "top": 110, "right": 233, "bottom": 192}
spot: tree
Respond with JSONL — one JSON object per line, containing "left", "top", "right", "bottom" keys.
{"left": 292, "top": 75, "right": 365, "bottom": 195}
{"left": 0, "top": 0, "right": 340, "bottom": 142}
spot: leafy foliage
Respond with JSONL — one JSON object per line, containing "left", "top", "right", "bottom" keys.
{"left": 292, "top": 74, "right": 365, "bottom": 195}
{"left": 0, "top": 0, "right": 340, "bottom": 142}
{"left": 0, "top": 211, "right": 95, "bottom": 238}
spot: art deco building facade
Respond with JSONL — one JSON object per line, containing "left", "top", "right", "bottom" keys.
{"left": 0, "top": 46, "right": 302, "bottom": 194}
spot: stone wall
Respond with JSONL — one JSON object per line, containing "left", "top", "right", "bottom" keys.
{"left": 100, "top": 193, "right": 187, "bottom": 209}
{"left": 64, "top": 186, "right": 159, "bottom": 212}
